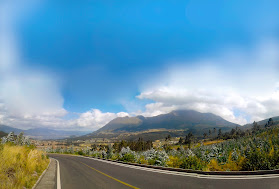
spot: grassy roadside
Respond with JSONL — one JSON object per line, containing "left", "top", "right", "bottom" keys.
{"left": 0, "top": 143, "right": 49, "bottom": 189}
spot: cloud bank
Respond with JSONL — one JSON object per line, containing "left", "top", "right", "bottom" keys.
{"left": 137, "top": 41, "right": 279, "bottom": 125}
{"left": 0, "top": 1, "right": 129, "bottom": 131}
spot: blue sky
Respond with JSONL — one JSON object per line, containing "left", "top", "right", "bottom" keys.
{"left": 1, "top": 0, "right": 279, "bottom": 131}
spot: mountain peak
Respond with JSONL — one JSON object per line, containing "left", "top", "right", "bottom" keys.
{"left": 96, "top": 110, "right": 238, "bottom": 134}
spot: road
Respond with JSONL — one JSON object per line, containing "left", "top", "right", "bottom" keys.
{"left": 49, "top": 154, "right": 279, "bottom": 189}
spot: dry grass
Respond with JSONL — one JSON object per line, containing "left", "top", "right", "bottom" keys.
{"left": 203, "top": 140, "right": 224, "bottom": 146}
{"left": 0, "top": 144, "right": 49, "bottom": 189}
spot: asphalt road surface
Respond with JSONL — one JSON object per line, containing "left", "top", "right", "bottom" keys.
{"left": 49, "top": 154, "right": 279, "bottom": 189}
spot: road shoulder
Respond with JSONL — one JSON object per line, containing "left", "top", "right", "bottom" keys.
{"left": 34, "top": 158, "right": 57, "bottom": 189}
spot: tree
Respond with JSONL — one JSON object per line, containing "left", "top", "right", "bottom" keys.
{"left": 218, "top": 129, "right": 222, "bottom": 139}
{"left": 113, "top": 139, "right": 153, "bottom": 152}
{"left": 178, "top": 137, "right": 183, "bottom": 144}
{"left": 184, "top": 132, "right": 194, "bottom": 148}
{"left": 230, "top": 128, "right": 236, "bottom": 137}
{"left": 16, "top": 132, "right": 24, "bottom": 145}
{"left": 213, "top": 128, "right": 216, "bottom": 134}
{"left": 1, "top": 132, "right": 30, "bottom": 146}
{"left": 203, "top": 133, "right": 207, "bottom": 139}
{"left": 91, "top": 144, "right": 97, "bottom": 151}
{"left": 7, "top": 132, "right": 15, "bottom": 143}
{"left": 208, "top": 129, "right": 211, "bottom": 136}
{"left": 163, "top": 144, "right": 171, "bottom": 152}
{"left": 267, "top": 118, "right": 274, "bottom": 127}
{"left": 165, "top": 135, "right": 171, "bottom": 141}
{"left": 252, "top": 121, "right": 260, "bottom": 133}
{"left": 106, "top": 145, "right": 113, "bottom": 159}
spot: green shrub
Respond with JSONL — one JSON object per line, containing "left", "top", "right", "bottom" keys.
{"left": 180, "top": 155, "right": 206, "bottom": 170}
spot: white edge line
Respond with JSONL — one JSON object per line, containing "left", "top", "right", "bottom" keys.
{"left": 32, "top": 158, "right": 52, "bottom": 189}
{"left": 53, "top": 154, "right": 279, "bottom": 180}
{"left": 56, "top": 159, "right": 61, "bottom": 189}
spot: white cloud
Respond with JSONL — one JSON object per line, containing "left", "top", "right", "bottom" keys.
{"left": 137, "top": 41, "right": 279, "bottom": 125}
{"left": 74, "top": 109, "right": 129, "bottom": 129}
{"left": 0, "top": 1, "right": 131, "bottom": 131}
{"left": 0, "top": 0, "right": 69, "bottom": 130}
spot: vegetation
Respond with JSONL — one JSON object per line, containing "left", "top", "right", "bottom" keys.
{"left": 0, "top": 132, "right": 49, "bottom": 189}
{"left": 113, "top": 138, "right": 153, "bottom": 152}
{"left": 48, "top": 119, "right": 279, "bottom": 172}
{"left": 0, "top": 131, "right": 7, "bottom": 138}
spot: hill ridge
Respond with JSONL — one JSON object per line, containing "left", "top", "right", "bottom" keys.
{"left": 78, "top": 110, "right": 240, "bottom": 141}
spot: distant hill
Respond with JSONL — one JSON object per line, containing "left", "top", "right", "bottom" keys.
{"left": 242, "top": 116, "right": 279, "bottom": 130}
{"left": 0, "top": 125, "right": 24, "bottom": 135}
{"left": 0, "top": 125, "right": 90, "bottom": 140}
{"left": 24, "top": 128, "right": 91, "bottom": 140}
{"left": 79, "top": 110, "right": 239, "bottom": 141}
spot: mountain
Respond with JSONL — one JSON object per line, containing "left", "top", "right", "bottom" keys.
{"left": 99, "top": 110, "right": 238, "bottom": 132}
{"left": 0, "top": 125, "right": 24, "bottom": 135}
{"left": 0, "top": 125, "right": 90, "bottom": 140}
{"left": 80, "top": 110, "right": 239, "bottom": 141}
{"left": 24, "top": 128, "right": 91, "bottom": 140}
{"left": 242, "top": 116, "right": 279, "bottom": 130}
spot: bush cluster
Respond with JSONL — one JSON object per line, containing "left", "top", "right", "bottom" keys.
{"left": 47, "top": 125, "right": 279, "bottom": 171}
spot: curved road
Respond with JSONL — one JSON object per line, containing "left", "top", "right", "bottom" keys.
{"left": 49, "top": 154, "right": 279, "bottom": 189}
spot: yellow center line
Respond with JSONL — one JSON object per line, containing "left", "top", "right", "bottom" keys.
{"left": 80, "top": 161, "right": 140, "bottom": 189}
